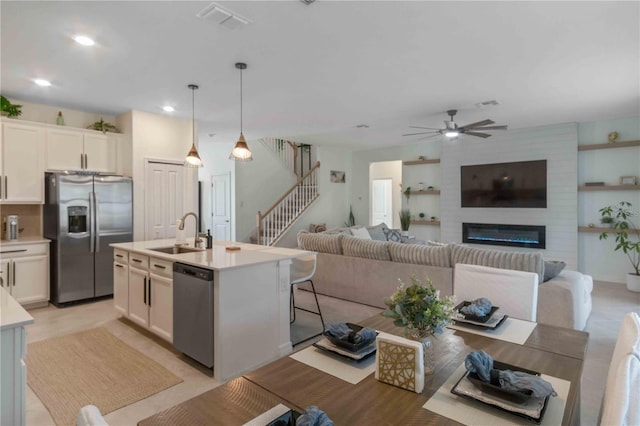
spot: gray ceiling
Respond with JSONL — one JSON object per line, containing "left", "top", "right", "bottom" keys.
{"left": 1, "top": 1, "right": 638, "bottom": 150}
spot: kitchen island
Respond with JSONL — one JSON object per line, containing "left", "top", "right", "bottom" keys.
{"left": 110, "top": 239, "right": 314, "bottom": 381}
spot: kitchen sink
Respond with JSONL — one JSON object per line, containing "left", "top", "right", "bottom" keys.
{"left": 148, "top": 246, "right": 203, "bottom": 254}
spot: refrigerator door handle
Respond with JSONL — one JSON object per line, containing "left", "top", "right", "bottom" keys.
{"left": 94, "top": 192, "right": 100, "bottom": 252}
{"left": 89, "top": 192, "right": 95, "bottom": 253}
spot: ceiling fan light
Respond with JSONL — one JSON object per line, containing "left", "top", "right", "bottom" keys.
{"left": 229, "top": 133, "right": 253, "bottom": 161}
{"left": 445, "top": 130, "right": 459, "bottom": 138}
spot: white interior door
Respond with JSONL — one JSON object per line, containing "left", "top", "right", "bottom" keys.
{"left": 145, "top": 161, "right": 183, "bottom": 240}
{"left": 211, "top": 173, "right": 231, "bottom": 241}
{"left": 372, "top": 178, "right": 393, "bottom": 227}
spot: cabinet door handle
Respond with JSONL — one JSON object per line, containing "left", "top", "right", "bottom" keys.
{"left": 143, "top": 276, "right": 147, "bottom": 305}
{"left": 12, "top": 261, "right": 16, "bottom": 287}
{"left": 85, "top": 153, "right": 88, "bottom": 169}
{"left": 153, "top": 264, "right": 166, "bottom": 269}
{"left": 132, "top": 258, "right": 142, "bottom": 263}
{"left": 80, "top": 153, "right": 84, "bottom": 169}
{"left": 116, "top": 254, "right": 124, "bottom": 258}
{"left": 115, "top": 264, "right": 124, "bottom": 268}
{"left": 4, "top": 176, "right": 7, "bottom": 198}
{"left": 0, "top": 249, "right": 27, "bottom": 254}
{"left": 148, "top": 278, "right": 152, "bottom": 307}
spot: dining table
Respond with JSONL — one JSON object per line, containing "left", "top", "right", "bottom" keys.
{"left": 139, "top": 314, "right": 588, "bottom": 426}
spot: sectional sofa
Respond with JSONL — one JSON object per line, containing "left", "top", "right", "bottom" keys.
{"left": 297, "top": 229, "right": 593, "bottom": 330}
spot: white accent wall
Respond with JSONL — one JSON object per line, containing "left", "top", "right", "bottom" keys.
{"left": 440, "top": 123, "right": 578, "bottom": 269}
{"left": 578, "top": 116, "right": 640, "bottom": 283}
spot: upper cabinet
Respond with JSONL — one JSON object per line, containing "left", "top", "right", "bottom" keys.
{"left": 0, "top": 121, "right": 45, "bottom": 203}
{"left": 46, "top": 127, "right": 116, "bottom": 173}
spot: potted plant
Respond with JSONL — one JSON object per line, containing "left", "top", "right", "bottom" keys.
{"left": 599, "top": 201, "right": 640, "bottom": 292}
{"left": 381, "top": 276, "right": 456, "bottom": 374}
{"left": 344, "top": 205, "right": 356, "bottom": 227}
{"left": 399, "top": 209, "right": 411, "bottom": 236}
{"left": 600, "top": 216, "right": 614, "bottom": 228}
{"left": 403, "top": 186, "right": 411, "bottom": 203}
{"left": 87, "top": 118, "right": 119, "bottom": 134}
{"left": 1, "top": 95, "right": 22, "bottom": 118}
{"left": 419, "top": 212, "right": 426, "bottom": 220}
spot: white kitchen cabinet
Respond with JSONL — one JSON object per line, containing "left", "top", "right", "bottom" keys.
{"left": 0, "top": 121, "right": 45, "bottom": 203}
{"left": 148, "top": 272, "right": 173, "bottom": 341}
{"left": 0, "top": 242, "right": 49, "bottom": 308}
{"left": 46, "top": 127, "right": 116, "bottom": 173}
{"left": 113, "top": 262, "right": 129, "bottom": 316}
{"left": 120, "top": 252, "right": 173, "bottom": 342}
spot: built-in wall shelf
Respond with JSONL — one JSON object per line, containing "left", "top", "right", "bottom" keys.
{"left": 412, "top": 190, "right": 440, "bottom": 195}
{"left": 578, "top": 140, "right": 640, "bottom": 151}
{"left": 403, "top": 158, "right": 440, "bottom": 166}
{"left": 411, "top": 220, "right": 440, "bottom": 226}
{"left": 578, "top": 185, "right": 640, "bottom": 192}
{"left": 578, "top": 226, "right": 639, "bottom": 233}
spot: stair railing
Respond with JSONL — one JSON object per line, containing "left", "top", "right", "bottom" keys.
{"left": 260, "top": 137, "right": 299, "bottom": 177}
{"left": 257, "top": 161, "right": 320, "bottom": 246}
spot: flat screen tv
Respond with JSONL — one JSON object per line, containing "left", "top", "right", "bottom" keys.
{"left": 461, "top": 160, "right": 547, "bottom": 208}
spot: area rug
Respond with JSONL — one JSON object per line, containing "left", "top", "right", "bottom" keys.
{"left": 26, "top": 327, "right": 183, "bottom": 425}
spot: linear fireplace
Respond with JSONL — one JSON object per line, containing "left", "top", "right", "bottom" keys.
{"left": 462, "top": 223, "right": 546, "bottom": 249}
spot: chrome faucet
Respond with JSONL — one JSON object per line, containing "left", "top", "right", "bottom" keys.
{"left": 178, "top": 212, "right": 199, "bottom": 248}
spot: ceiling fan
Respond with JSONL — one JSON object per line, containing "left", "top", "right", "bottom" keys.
{"left": 403, "top": 109, "right": 507, "bottom": 139}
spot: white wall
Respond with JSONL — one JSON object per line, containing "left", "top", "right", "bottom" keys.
{"left": 198, "top": 140, "right": 236, "bottom": 240}
{"left": 351, "top": 140, "right": 442, "bottom": 241}
{"left": 126, "top": 110, "right": 197, "bottom": 241}
{"left": 370, "top": 161, "right": 402, "bottom": 229}
{"left": 440, "top": 123, "right": 578, "bottom": 269}
{"left": 578, "top": 116, "right": 640, "bottom": 283}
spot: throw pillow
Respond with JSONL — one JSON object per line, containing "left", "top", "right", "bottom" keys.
{"left": 366, "top": 223, "right": 389, "bottom": 241}
{"left": 543, "top": 261, "right": 567, "bottom": 282}
{"left": 309, "top": 223, "right": 327, "bottom": 233}
{"left": 351, "top": 227, "right": 372, "bottom": 240}
{"left": 383, "top": 228, "right": 402, "bottom": 242}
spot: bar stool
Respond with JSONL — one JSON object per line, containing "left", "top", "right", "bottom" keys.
{"left": 290, "top": 254, "right": 325, "bottom": 346}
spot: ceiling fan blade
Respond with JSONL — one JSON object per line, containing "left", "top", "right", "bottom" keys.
{"left": 459, "top": 119, "right": 494, "bottom": 130}
{"left": 464, "top": 131, "right": 491, "bottom": 138}
{"left": 408, "top": 126, "right": 442, "bottom": 130}
{"left": 474, "top": 125, "right": 508, "bottom": 130}
{"left": 415, "top": 133, "right": 442, "bottom": 141}
{"left": 402, "top": 131, "right": 437, "bottom": 136}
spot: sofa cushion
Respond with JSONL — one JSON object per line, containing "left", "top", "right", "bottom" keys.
{"left": 351, "top": 226, "right": 372, "bottom": 240}
{"left": 297, "top": 231, "right": 343, "bottom": 254}
{"left": 383, "top": 228, "right": 402, "bottom": 242}
{"left": 451, "top": 244, "right": 544, "bottom": 282}
{"left": 543, "top": 260, "right": 567, "bottom": 282}
{"left": 388, "top": 241, "right": 451, "bottom": 267}
{"left": 366, "top": 223, "right": 389, "bottom": 241}
{"left": 342, "top": 235, "right": 391, "bottom": 261}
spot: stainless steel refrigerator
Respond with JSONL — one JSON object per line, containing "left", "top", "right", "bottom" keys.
{"left": 44, "top": 172, "right": 133, "bottom": 305}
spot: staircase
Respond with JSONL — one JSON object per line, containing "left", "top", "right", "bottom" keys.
{"left": 260, "top": 137, "right": 314, "bottom": 178}
{"left": 257, "top": 161, "right": 320, "bottom": 246}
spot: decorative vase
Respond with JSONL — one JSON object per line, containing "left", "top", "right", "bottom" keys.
{"left": 401, "top": 230, "right": 409, "bottom": 237}
{"left": 404, "top": 328, "right": 435, "bottom": 375}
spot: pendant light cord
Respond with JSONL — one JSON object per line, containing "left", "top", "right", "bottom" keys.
{"left": 192, "top": 86, "right": 195, "bottom": 145}
{"left": 240, "top": 67, "right": 243, "bottom": 134}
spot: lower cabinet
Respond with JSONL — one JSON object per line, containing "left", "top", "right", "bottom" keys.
{"left": 0, "top": 242, "right": 49, "bottom": 307}
{"left": 113, "top": 250, "right": 173, "bottom": 343}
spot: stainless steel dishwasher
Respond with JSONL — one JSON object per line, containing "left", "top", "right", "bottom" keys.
{"left": 173, "top": 262, "right": 214, "bottom": 368}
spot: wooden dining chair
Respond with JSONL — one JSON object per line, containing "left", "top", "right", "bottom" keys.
{"left": 453, "top": 263, "right": 539, "bottom": 322}
{"left": 599, "top": 312, "right": 640, "bottom": 426}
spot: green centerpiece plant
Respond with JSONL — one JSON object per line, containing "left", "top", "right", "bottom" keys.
{"left": 1, "top": 95, "right": 22, "bottom": 118}
{"left": 382, "top": 276, "right": 456, "bottom": 374}
{"left": 399, "top": 209, "right": 411, "bottom": 233}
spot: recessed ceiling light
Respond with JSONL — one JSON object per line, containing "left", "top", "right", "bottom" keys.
{"left": 162, "top": 106, "right": 175, "bottom": 112}
{"left": 355, "top": 124, "right": 370, "bottom": 128}
{"left": 73, "top": 35, "right": 95, "bottom": 46}
{"left": 34, "top": 79, "right": 51, "bottom": 87}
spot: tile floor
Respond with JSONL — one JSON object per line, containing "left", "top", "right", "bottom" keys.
{"left": 24, "top": 281, "right": 639, "bottom": 425}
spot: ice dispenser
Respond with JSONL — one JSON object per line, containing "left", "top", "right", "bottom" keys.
{"left": 68, "top": 206, "right": 88, "bottom": 234}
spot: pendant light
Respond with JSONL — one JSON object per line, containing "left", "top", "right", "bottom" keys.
{"left": 185, "top": 84, "right": 203, "bottom": 167}
{"left": 229, "top": 62, "right": 253, "bottom": 161}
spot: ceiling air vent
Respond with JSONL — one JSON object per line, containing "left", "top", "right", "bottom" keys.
{"left": 196, "top": 2, "right": 251, "bottom": 29}
{"left": 300, "top": 0, "right": 316, "bottom": 4}
{"left": 475, "top": 100, "right": 500, "bottom": 108}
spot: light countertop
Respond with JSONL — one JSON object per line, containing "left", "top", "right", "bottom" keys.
{"left": 0, "top": 237, "right": 51, "bottom": 247}
{"left": 111, "top": 239, "right": 315, "bottom": 271}
{"left": 0, "top": 287, "right": 34, "bottom": 330}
